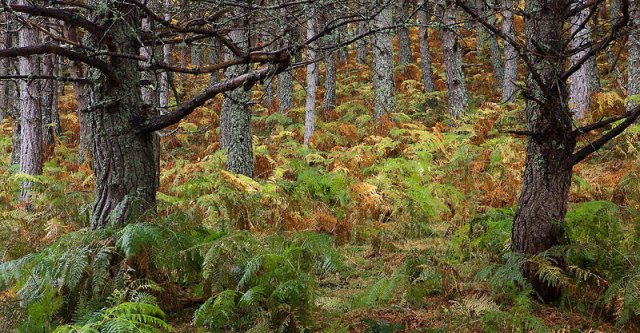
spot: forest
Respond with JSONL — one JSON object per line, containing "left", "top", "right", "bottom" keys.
{"left": 0, "top": 0, "right": 639, "bottom": 332}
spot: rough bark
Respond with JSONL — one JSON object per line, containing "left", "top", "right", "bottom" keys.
{"left": 418, "top": 0, "right": 435, "bottom": 93}
{"left": 209, "top": 38, "right": 221, "bottom": 85}
{"left": 486, "top": 0, "right": 504, "bottom": 86}
{"left": 569, "top": 0, "right": 598, "bottom": 119}
{"left": 628, "top": 0, "right": 640, "bottom": 111}
{"left": 0, "top": 13, "right": 8, "bottom": 121}
{"left": 86, "top": 1, "right": 159, "bottom": 228}
{"left": 18, "top": 0, "right": 44, "bottom": 205}
{"left": 502, "top": 0, "right": 518, "bottom": 102}
{"left": 220, "top": 24, "right": 254, "bottom": 177}
{"left": 440, "top": 0, "right": 468, "bottom": 119}
{"left": 322, "top": 52, "right": 337, "bottom": 112}
{"left": 372, "top": 2, "right": 396, "bottom": 120}
{"left": 262, "top": 34, "right": 275, "bottom": 110}
{"left": 396, "top": 0, "right": 413, "bottom": 66}
{"left": 277, "top": 6, "right": 294, "bottom": 115}
{"left": 304, "top": 14, "right": 318, "bottom": 145}
{"left": 159, "top": 0, "right": 172, "bottom": 111}
{"left": 356, "top": 20, "right": 368, "bottom": 64}
{"left": 512, "top": 0, "right": 576, "bottom": 302}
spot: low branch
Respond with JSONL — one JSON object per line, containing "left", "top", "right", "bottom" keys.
{"left": 137, "top": 63, "right": 287, "bottom": 133}
{"left": 570, "top": 113, "right": 628, "bottom": 137}
{"left": 569, "top": 105, "right": 640, "bottom": 166}
{"left": 0, "top": 74, "right": 90, "bottom": 84}
{"left": 0, "top": 44, "right": 119, "bottom": 83}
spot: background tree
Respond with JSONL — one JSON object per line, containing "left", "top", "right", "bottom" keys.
{"left": 440, "top": 0, "right": 469, "bottom": 119}
{"left": 371, "top": 0, "right": 396, "bottom": 120}
{"left": 418, "top": 0, "right": 435, "bottom": 93}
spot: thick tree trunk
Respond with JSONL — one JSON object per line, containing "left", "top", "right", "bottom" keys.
{"left": 356, "top": 21, "right": 368, "bottom": 64}
{"left": 18, "top": 0, "right": 43, "bottom": 206}
{"left": 502, "top": 0, "right": 518, "bottom": 102}
{"left": 220, "top": 26, "right": 254, "bottom": 177}
{"left": 396, "top": 0, "right": 413, "bottom": 66}
{"left": 475, "top": 0, "right": 485, "bottom": 53}
{"left": 628, "top": 1, "right": 640, "bottom": 111}
{"left": 277, "top": 6, "right": 294, "bottom": 115}
{"left": 372, "top": 3, "right": 396, "bottom": 120}
{"left": 86, "top": 1, "right": 158, "bottom": 228}
{"left": 512, "top": 0, "right": 576, "bottom": 302}
{"left": 569, "top": 1, "right": 598, "bottom": 119}
{"left": 418, "top": 0, "right": 435, "bottom": 93}
{"left": 304, "top": 14, "right": 318, "bottom": 145}
{"left": 440, "top": 0, "right": 468, "bottom": 119}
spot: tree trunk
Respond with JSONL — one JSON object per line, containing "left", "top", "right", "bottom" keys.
{"left": 486, "top": 0, "right": 504, "bottom": 86}
{"left": 63, "top": 25, "right": 92, "bottom": 164}
{"left": 628, "top": 0, "right": 640, "bottom": 111}
{"left": 159, "top": 0, "right": 172, "bottom": 112}
{"left": 322, "top": 52, "right": 337, "bottom": 113}
{"left": 304, "top": 14, "right": 318, "bottom": 145}
{"left": 396, "top": 0, "right": 413, "bottom": 66}
{"left": 220, "top": 25, "right": 254, "bottom": 177}
{"left": 502, "top": 0, "right": 518, "bottom": 102}
{"left": 475, "top": 0, "right": 485, "bottom": 54}
{"left": 418, "top": 0, "right": 435, "bottom": 93}
{"left": 262, "top": 34, "right": 275, "bottom": 111}
{"left": 356, "top": 21, "right": 368, "bottom": 64}
{"left": 440, "top": 0, "right": 468, "bottom": 119}
{"left": 372, "top": 2, "right": 396, "bottom": 120}
{"left": 86, "top": 1, "right": 158, "bottom": 228}
{"left": 0, "top": 13, "right": 8, "bottom": 121}
{"left": 569, "top": 0, "right": 598, "bottom": 119}
{"left": 512, "top": 0, "right": 576, "bottom": 303}
{"left": 18, "top": 0, "right": 43, "bottom": 206}
{"left": 42, "top": 52, "right": 59, "bottom": 148}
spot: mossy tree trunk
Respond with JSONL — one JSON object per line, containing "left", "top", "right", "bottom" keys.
{"left": 371, "top": 1, "right": 396, "bottom": 120}
{"left": 440, "top": 0, "right": 468, "bottom": 119}
{"left": 418, "top": 0, "right": 435, "bottom": 93}
{"left": 85, "top": 1, "right": 158, "bottom": 228}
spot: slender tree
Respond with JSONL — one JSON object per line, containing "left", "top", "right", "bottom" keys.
{"left": 356, "top": 20, "right": 369, "bottom": 64}
{"left": 501, "top": 0, "right": 517, "bottom": 102}
{"left": 569, "top": 0, "right": 599, "bottom": 119}
{"left": 440, "top": 0, "right": 468, "bottom": 119}
{"left": 371, "top": 1, "right": 396, "bottom": 120}
{"left": 304, "top": 11, "right": 318, "bottom": 145}
{"left": 628, "top": 0, "right": 640, "bottom": 111}
{"left": 17, "top": 0, "right": 43, "bottom": 206}
{"left": 418, "top": 0, "right": 435, "bottom": 93}
{"left": 396, "top": 0, "right": 413, "bottom": 66}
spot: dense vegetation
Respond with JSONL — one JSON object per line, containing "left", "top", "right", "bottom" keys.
{"left": 1, "top": 0, "right": 640, "bottom": 332}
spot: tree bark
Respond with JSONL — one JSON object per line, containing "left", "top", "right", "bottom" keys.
{"left": 440, "top": 0, "right": 468, "bottom": 119}
{"left": 159, "top": 0, "right": 172, "bottom": 112}
{"left": 63, "top": 25, "right": 91, "bottom": 164}
{"left": 85, "top": 1, "right": 159, "bottom": 228}
{"left": 628, "top": 0, "right": 640, "bottom": 111}
{"left": 42, "top": 52, "right": 60, "bottom": 148}
{"left": 18, "top": 0, "right": 44, "bottom": 206}
{"left": 512, "top": 0, "right": 576, "bottom": 302}
{"left": 372, "top": 2, "right": 396, "bottom": 120}
{"left": 356, "top": 21, "right": 368, "bottom": 64}
{"left": 569, "top": 0, "right": 599, "bottom": 119}
{"left": 486, "top": 0, "right": 504, "bottom": 86}
{"left": 220, "top": 24, "right": 254, "bottom": 177}
{"left": 502, "top": 0, "right": 518, "bottom": 102}
{"left": 277, "top": 6, "right": 294, "bottom": 115}
{"left": 322, "top": 52, "right": 337, "bottom": 113}
{"left": 396, "top": 0, "right": 413, "bottom": 66}
{"left": 304, "top": 13, "right": 318, "bottom": 145}
{"left": 418, "top": 0, "right": 435, "bottom": 93}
